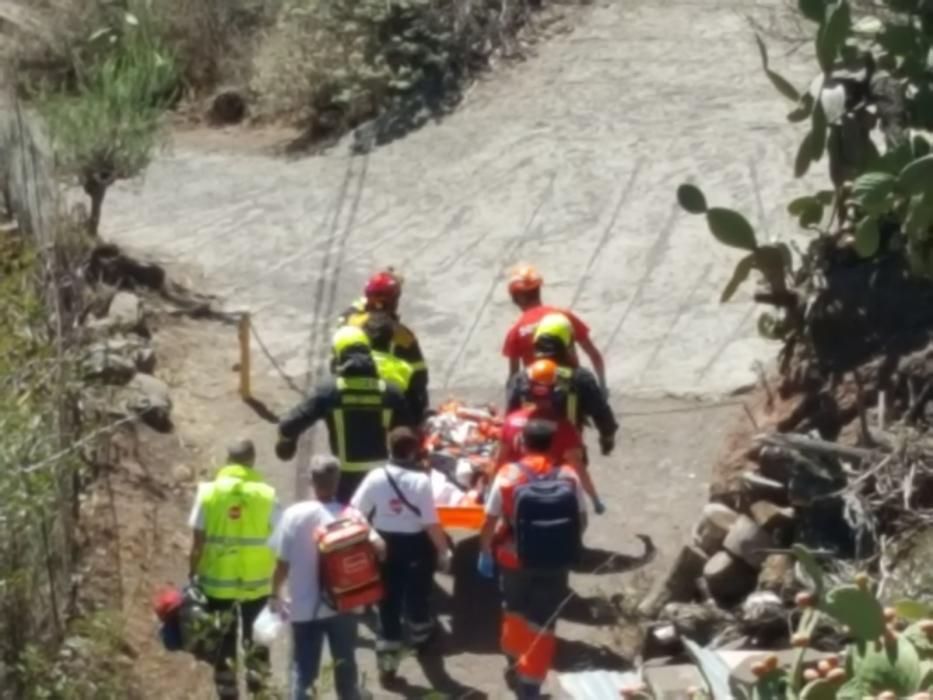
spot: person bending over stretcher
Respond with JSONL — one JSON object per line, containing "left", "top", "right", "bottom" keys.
{"left": 497, "top": 359, "right": 605, "bottom": 514}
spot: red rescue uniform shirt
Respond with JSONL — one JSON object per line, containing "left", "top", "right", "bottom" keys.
{"left": 501, "top": 305, "right": 590, "bottom": 367}
{"left": 497, "top": 406, "right": 583, "bottom": 468}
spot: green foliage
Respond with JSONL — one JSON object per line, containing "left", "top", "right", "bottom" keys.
{"left": 40, "top": 0, "right": 177, "bottom": 234}
{"left": 253, "top": 0, "right": 528, "bottom": 139}
{"left": 841, "top": 637, "right": 925, "bottom": 700}
{"left": 818, "top": 585, "right": 886, "bottom": 641}
{"left": 678, "top": 0, "right": 933, "bottom": 328}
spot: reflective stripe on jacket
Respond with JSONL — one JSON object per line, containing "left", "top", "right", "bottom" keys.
{"left": 197, "top": 464, "right": 276, "bottom": 600}
{"left": 334, "top": 376, "right": 392, "bottom": 472}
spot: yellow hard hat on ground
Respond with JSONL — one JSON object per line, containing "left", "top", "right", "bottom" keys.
{"left": 533, "top": 313, "right": 573, "bottom": 348}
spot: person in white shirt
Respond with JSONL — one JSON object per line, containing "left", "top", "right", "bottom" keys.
{"left": 270, "top": 456, "right": 381, "bottom": 700}
{"left": 351, "top": 427, "right": 451, "bottom": 687}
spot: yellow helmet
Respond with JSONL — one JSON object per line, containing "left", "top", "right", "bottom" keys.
{"left": 533, "top": 313, "right": 573, "bottom": 348}
{"left": 332, "top": 326, "right": 371, "bottom": 357}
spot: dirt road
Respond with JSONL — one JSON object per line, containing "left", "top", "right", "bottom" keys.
{"left": 102, "top": 0, "right": 810, "bottom": 695}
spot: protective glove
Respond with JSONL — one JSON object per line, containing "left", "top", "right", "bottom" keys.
{"left": 598, "top": 433, "right": 615, "bottom": 456}
{"left": 592, "top": 498, "right": 606, "bottom": 515}
{"left": 275, "top": 437, "right": 297, "bottom": 461}
{"left": 477, "top": 551, "right": 495, "bottom": 579}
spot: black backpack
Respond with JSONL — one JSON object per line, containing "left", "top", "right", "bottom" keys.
{"left": 511, "top": 463, "right": 581, "bottom": 570}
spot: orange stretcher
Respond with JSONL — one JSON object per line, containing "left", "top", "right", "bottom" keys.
{"left": 437, "top": 505, "right": 485, "bottom": 531}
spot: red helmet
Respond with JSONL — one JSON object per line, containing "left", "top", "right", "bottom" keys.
{"left": 364, "top": 270, "right": 402, "bottom": 308}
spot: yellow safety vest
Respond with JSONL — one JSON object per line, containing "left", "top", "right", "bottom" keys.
{"left": 555, "top": 367, "right": 579, "bottom": 426}
{"left": 196, "top": 464, "right": 276, "bottom": 600}
{"left": 372, "top": 350, "right": 413, "bottom": 393}
{"left": 334, "top": 376, "right": 392, "bottom": 472}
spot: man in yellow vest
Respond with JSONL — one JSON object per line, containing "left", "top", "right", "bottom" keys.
{"left": 362, "top": 311, "right": 424, "bottom": 422}
{"left": 188, "top": 439, "right": 280, "bottom": 699}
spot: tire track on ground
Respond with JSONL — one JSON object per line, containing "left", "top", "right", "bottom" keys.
{"left": 569, "top": 158, "right": 643, "bottom": 308}
{"left": 605, "top": 201, "right": 680, "bottom": 351}
{"left": 441, "top": 171, "right": 557, "bottom": 388}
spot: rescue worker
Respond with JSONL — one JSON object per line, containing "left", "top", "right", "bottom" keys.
{"left": 478, "top": 420, "right": 587, "bottom": 699}
{"left": 341, "top": 269, "right": 429, "bottom": 420}
{"left": 188, "top": 439, "right": 280, "bottom": 699}
{"left": 503, "top": 264, "right": 606, "bottom": 392}
{"left": 270, "top": 456, "right": 384, "bottom": 700}
{"left": 362, "top": 311, "right": 425, "bottom": 422}
{"left": 276, "top": 327, "right": 412, "bottom": 503}
{"left": 507, "top": 313, "right": 619, "bottom": 462}
{"left": 350, "top": 427, "right": 452, "bottom": 687}
{"left": 497, "top": 358, "right": 604, "bottom": 514}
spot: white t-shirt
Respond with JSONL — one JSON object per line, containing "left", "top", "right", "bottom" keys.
{"left": 188, "top": 482, "right": 282, "bottom": 532}
{"left": 268, "top": 501, "right": 335, "bottom": 622}
{"left": 351, "top": 463, "right": 439, "bottom": 533}
{"left": 485, "top": 468, "right": 587, "bottom": 519}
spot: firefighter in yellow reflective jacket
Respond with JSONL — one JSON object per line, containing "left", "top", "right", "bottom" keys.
{"left": 276, "top": 327, "right": 414, "bottom": 503}
{"left": 340, "top": 270, "right": 429, "bottom": 421}
{"left": 362, "top": 311, "right": 425, "bottom": 422}
{"left": 188, "top": 439, "right": 280, "bottom": 700}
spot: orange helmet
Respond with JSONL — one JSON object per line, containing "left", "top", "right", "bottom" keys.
{"left": 507, "top": 264, "right": 543, "bottom": 295}
{"left": 527, "top": 358, "right": 558, "bottom": 399}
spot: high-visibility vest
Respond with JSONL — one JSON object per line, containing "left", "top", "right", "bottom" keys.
{"left": 197, "top": 464, "right": 276, "bottom": 600}
{"left": 333, "top": 376, "right": 392, "bottom": 472}
{"left": 372, "top": 350, "right": 413, "bottom": 393}
{"left": 555, "top": 366, "right": 580, "bottom": 427}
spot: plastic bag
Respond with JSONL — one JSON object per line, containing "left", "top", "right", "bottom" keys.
{"left": 252, "top": 604, "right": 286, "bottom": 646}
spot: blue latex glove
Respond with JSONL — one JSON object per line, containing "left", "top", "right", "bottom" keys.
{"left": 593, "top": 498, "right": 606, "bottom": 515}
{"left": 477, "top": 551, "right": 495, "bottom": 579}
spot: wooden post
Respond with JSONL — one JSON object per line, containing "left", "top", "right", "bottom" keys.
{"left": 238, "top": 313, "right": 251, "bottom": 399}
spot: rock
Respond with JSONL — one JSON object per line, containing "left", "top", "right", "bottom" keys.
{"left": 134, "top": 346, "right": 157, "bottom": 374}
{"left": 638, "top": 545, "right": 708, "bottom": 617}
{"left": 723, "top": 515, "right": 773, "bottom": 569}
{"left": 703, "top": 551, "right": 757, "bottom": 605}
{"left": 207, "top": 88, "right": 248, "bottom": 126}
{"left": 121, "top": 374, "right": 172, "bottom": 431}
{"left": 693, "top": 504, "right": 739, "bottom": 555}
{"left": 703, "top": 502, "right": 740, "bottom": 530}
{"left": 642, "top": 622, "right": 681, "bottom": 660}
{"left": 82, "top": 343, "right": 137, "bottom": 384}
{"left": 740, "top": 591, "right": 785, "bottom": 638}
{"left": 740, "top": 472, "right": 787, "bottom": 502}
{"left": 660, "top": 601, "right": 733, "bottom": 644}
{"left": 758, "top": 553, "right": 796, "bottom": 596}
{"left": 106, "top": 291, "right": 146, "bottom": 334}
{"left": 750, "top": 500, "right": 795, "bottom": 532}
{"left": 172, "top": 464, "right": 193, "bottom": 483}
{"left": 756, "top": 445, "right": 796, "bottom": 483}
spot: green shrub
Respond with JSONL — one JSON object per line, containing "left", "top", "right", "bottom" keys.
{"left": 39, "top": 1, "right": 177, "bottom": 236}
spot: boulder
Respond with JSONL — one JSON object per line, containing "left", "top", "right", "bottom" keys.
{"left": 703, "top": 551, "right": 757, "bottom": 606}
{"left": 723, "top": 515, "right": 773, "bottom": 569}
{"left": 82, "top": 343, "right": 137, "bottom": 384}
{"left": 693, "top": 504, "right": 739, "bottom": 555}
{"left": 740, "top": 591, "right": 785, "bottom": 638}
{"left": 121, "top": 374, "right": 172, "bottom": 431}
{"left": 758, "top": 553, "right": 796, "bottom": 596}
{"left": 740, "top": 472, "right": 788, "bottom": 504}
{"left": 134, "top": 346, "right": 157, "bottom": 374}
{"left": 750, "top": 501, "right": 795, "bottom": 532}
{"left": 660, "top": 601, "right": 733, "bottom": 644}
{"left": 637, "top": 545, "right": 708, "bottom": 617}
